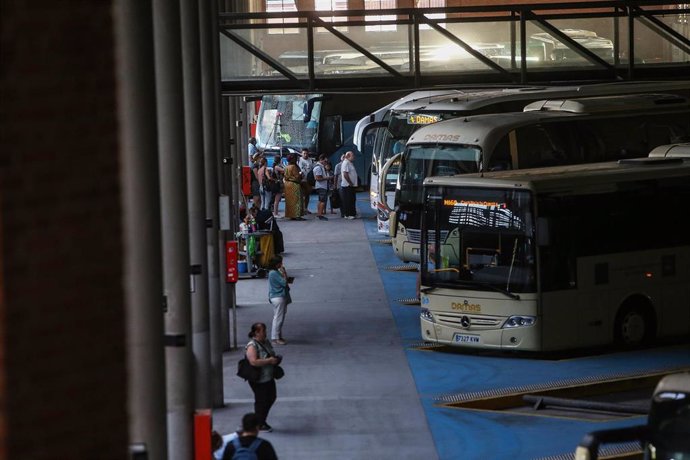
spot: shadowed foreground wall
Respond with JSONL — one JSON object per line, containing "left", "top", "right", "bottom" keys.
{"left": 0, "top": 1, "right": 128, "bottom": 458}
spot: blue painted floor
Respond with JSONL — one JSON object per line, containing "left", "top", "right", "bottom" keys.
{"left": 360, "top": 197, "right": 690, "bottom": 460}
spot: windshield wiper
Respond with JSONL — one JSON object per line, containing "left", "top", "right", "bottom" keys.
{"left": 454, "top": 280, "right": 520, "bottom": 300}
{"left": 475, "top": 281, "right": 520, "bottom": 300}
{"left": 423, "top": 280, "right": 520, "bottom": 300}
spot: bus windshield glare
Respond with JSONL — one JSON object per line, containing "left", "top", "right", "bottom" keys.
{"left": 399, "top": 145, "right": 481, "bottom": 206}
{"left": 422, "top": 186, "right": 536, "bottom": 294}
{"left": 256, "top": 94, "right": 322, "bottom": 151}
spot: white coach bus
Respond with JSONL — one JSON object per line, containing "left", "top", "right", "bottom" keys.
{"left": 419, "top": 157, "right": 690, "bottom": 351}
{"left": 366, "top": 81, "right": 690, "bottom": 234}
{"left": 390, "top": 92, "right": 690, "bottom": 263}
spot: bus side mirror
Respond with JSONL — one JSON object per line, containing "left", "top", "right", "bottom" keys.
{"left": 537, "top": 217, "right": 551, "bottom": 246}
{"left": 322, "top": 115, "right": 342, "bottom": 151}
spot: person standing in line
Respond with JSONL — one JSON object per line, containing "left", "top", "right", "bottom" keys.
{"left": 257, "top": 157, "right": 272, "bottom": 211}
{"left": 250, "top": 159, "right": 262, "bottom": 209}
{"left": 325, "top": 159, "right": 337, "bottom": 214}
{"left": 333, "top": 153, "right": 345, "bottom": 218}
{"left": 282, "top": 154, "right": 305, "bottom": 221}
{"left": 268, "top": 255, "right": 291, "bottom": 345}
{"left": 271, "top": 156, "right": 285, "bottom": 218}
{"left": 244, "top": 323, "right": 282, "bottom": 432}
{"left": 311, "top": 154, "right": 331, "bottom": 221}
{"left": 248, "top": 137, "right": 263, "bottom": 165}
{"left": 340, "top": 151, "right": 358, "bottom": 219}
{"left": 221, "top": 413, "right": 278, "bottom": 460}
{"left": 298, "top": 148, "right": 314, "bottom": 214}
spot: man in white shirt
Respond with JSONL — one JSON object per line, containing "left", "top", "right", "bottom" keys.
{"left": 298, "top": 148, "right": 314, "bottom": 214}
{"left": 333, "top": 153, "right": 345, "bottom": 217}
{"left": 340, "top": 151, "right": 358, "bottom": 219}
{"left": 312, "top": 154, "right": 332, "bottom": 221}
{"left": 248, "top": 137, "right": 262, "bottom": 165}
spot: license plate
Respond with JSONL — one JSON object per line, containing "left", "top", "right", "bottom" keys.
{"left": 454, "top": 333, "right": 480, "bottom": 344}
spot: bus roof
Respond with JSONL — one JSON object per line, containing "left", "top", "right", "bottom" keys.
{"left": 353, "top": 89, "right": 463, "bottom": 150}
{"left": 407, "top": 109, "right": 575, "bottom": 148}
{"left": 524, "top": 93, "right": 688, "bottom": 113}
{"left": 390, "top": 80, "right": 690, "bottom": 114}
{"left": 648, "top": 142, "right": 690, "bottom": 158}
{"left": 423, "top": 157, "right": 690, "bottom": 195}
{"left": 407, "top": 93, "right": 690, "bottom": 152}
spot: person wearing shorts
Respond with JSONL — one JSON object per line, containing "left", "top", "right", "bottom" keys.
{"left": 312, "top": 154, "right": 332, "bottom": 221}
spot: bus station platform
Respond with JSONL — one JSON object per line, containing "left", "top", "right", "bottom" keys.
{"left": 212, "top": 193, "right": 690, "bottom": 460}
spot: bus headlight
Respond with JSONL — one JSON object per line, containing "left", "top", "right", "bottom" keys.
{"left": 420, "top": 308, "right": 434, "bottom": 322}
{"left": 503, "top": 315, "right": 536, "bottom": 328}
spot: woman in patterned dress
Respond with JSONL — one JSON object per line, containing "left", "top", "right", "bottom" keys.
{"left": 282, "top": 154, "right": 305, "bottom": 221}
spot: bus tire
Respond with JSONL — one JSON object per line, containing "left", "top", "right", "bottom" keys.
{"left": 613, "top": 299, "right": 656, "bottom": 348}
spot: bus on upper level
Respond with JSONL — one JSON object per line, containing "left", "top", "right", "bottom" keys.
{"left": 418, "top": 157, "right": 690, "bottom": 352}
{"left": 360, "top": 81, "right": 690, "bottom": 234}
{"left": 388, "top": 91, "right": 690, "bottom": 263}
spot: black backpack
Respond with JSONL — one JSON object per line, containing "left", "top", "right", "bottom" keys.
{"left": 230, "top": 437, "right": 262, "bottom": 460}
{"left": 306, "top": 167, "right": 316, "bottom": 186}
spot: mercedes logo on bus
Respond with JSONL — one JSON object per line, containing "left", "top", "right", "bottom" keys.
{"left": 460, "top": 315, "right": 471, "bottom": 328}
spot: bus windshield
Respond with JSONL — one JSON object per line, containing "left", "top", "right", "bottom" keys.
{"left": 256, "top": 94, "right": 322, "bottom": 151}
{"left": 399, "top": 144, "right": 481, "bottom": 206}
{"left": 422, "top": 186, "right": 536, "bottom": 294}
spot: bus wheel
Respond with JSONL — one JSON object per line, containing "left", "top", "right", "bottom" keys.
{"left": 614, "top": 302, "right": 655, "bottom": 348}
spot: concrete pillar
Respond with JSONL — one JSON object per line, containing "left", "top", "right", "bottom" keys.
{"left": 114, "top": 1, "right": 168, "bottom": 458}
{"left": 181, "top": 0, "right": 212, "bottom": 410}
{"left": 152, "top": 0, "right": 194, "bottom": 457}
{"left": 200, "top": 0, "right": 225, "bottom": 407}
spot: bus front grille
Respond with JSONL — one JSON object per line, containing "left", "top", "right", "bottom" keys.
{"left": 435, "top": 312, "right": 501, "bottom": 330}
{"left": 407, "top": 229, "right": 448, "bottom": 244}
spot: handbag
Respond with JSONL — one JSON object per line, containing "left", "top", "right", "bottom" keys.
{"left": 273, "top": 365, "right": 285, "bottom": 380}
{"left": 266, "top": 179, "right": 281, "bottom": 193}
{"left": 330, "top": 189, "right": 341, "bottom": 209}
{"left": 236, "top": 356, "right": 261, "bottom": 382}
{"left": 254, "top": 340, "right": 285, "bottom": 380}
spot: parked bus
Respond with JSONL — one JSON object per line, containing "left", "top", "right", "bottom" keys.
{"left": 354, "top": 89, "right": 469, "bottom": 222}
{"left": 253, "top": 92, "right": 402, "bottom": 181}
{"left": 388, "top": 92, "right": 690, "bottom": 263}
{"left": 363, "top": 81, "right": 690, "bottom": 233}
{"left": 418, "top": 157, "right": 690, "bottom": 351}
{"left": 575, "top": 372, "right": 690, "bottom": 460}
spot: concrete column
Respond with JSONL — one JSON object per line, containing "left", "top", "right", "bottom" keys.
{"left": 114, "top": 1, "right": 168, "bottom": 458}
{"left": 200, "top": 0, "right": 225, "bottom": 407}
{"left": 152, "top": 0, "right": 194, "bottom": 458}
{"left": 181, "top": 0, "right": 212, "bottom": 410}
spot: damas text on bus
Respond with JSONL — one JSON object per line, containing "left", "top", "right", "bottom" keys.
{"left": 451, "top": 300, "right": 481, "bottom": 313}
{"left": 423, "top": 133, "right": 461, "bottom": 142}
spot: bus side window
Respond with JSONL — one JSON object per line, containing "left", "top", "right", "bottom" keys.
{"left": 515, "top": 124, "right": 569, "bottom": 168}
{"left": 574, "top": 121, "right": 605, "bottom": 163}
{"left": 488, "top": 135, "right": 512, "bottom": 171}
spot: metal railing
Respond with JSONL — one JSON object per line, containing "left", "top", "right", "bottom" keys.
{"left": 219, "top": 1, "right": 690, "bottom": 93}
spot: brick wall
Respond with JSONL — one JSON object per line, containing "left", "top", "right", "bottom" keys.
{"left": 0, "top": 1, "right": 128, "bottom": 459}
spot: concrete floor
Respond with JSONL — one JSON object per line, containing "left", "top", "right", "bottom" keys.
{"left": 213, "top": 195, "right": 438, "bottom": 460}
{"left": 213, "top": 194, "right": 690, "bottom": 460}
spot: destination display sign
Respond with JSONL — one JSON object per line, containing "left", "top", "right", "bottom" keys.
{"left": 408, "top": 114, "right": 441, "bottom": 125}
